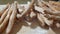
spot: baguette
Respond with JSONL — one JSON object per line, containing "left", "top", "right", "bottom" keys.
{"left": 0, "top": 5, "right": 12, "bottom": 33}
{"left": 40, "top": 14, "right": 53, "bottom": 26}
{"left": 45, "top": 14, "right": 60, "bottom": 20}
{"left": 19, "top": 0, "right": 35, "bottom": 17}
{"left": 37, "top": 0, "right": 60, "bottom": 16}
{"left": 0, "top": 3, "right": 9, "bottom": 16}
{"left": 44, "top": 10, "right": 60, "bottom": 16}
{"left": 41, "top": 1, "right": 58, "bottom": 12}
{"left": 6, "top": 1, "right": 17, "bottom": 34}
{"left": 0, "top": 4, "right": 10, "bottom": 24}
{"left": 37, "top": 13, "right": 45, "bottom": 26}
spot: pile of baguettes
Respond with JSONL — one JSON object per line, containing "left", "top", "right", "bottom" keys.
{"left": 0, "top": 0, "right": 60, "bottom": 34}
